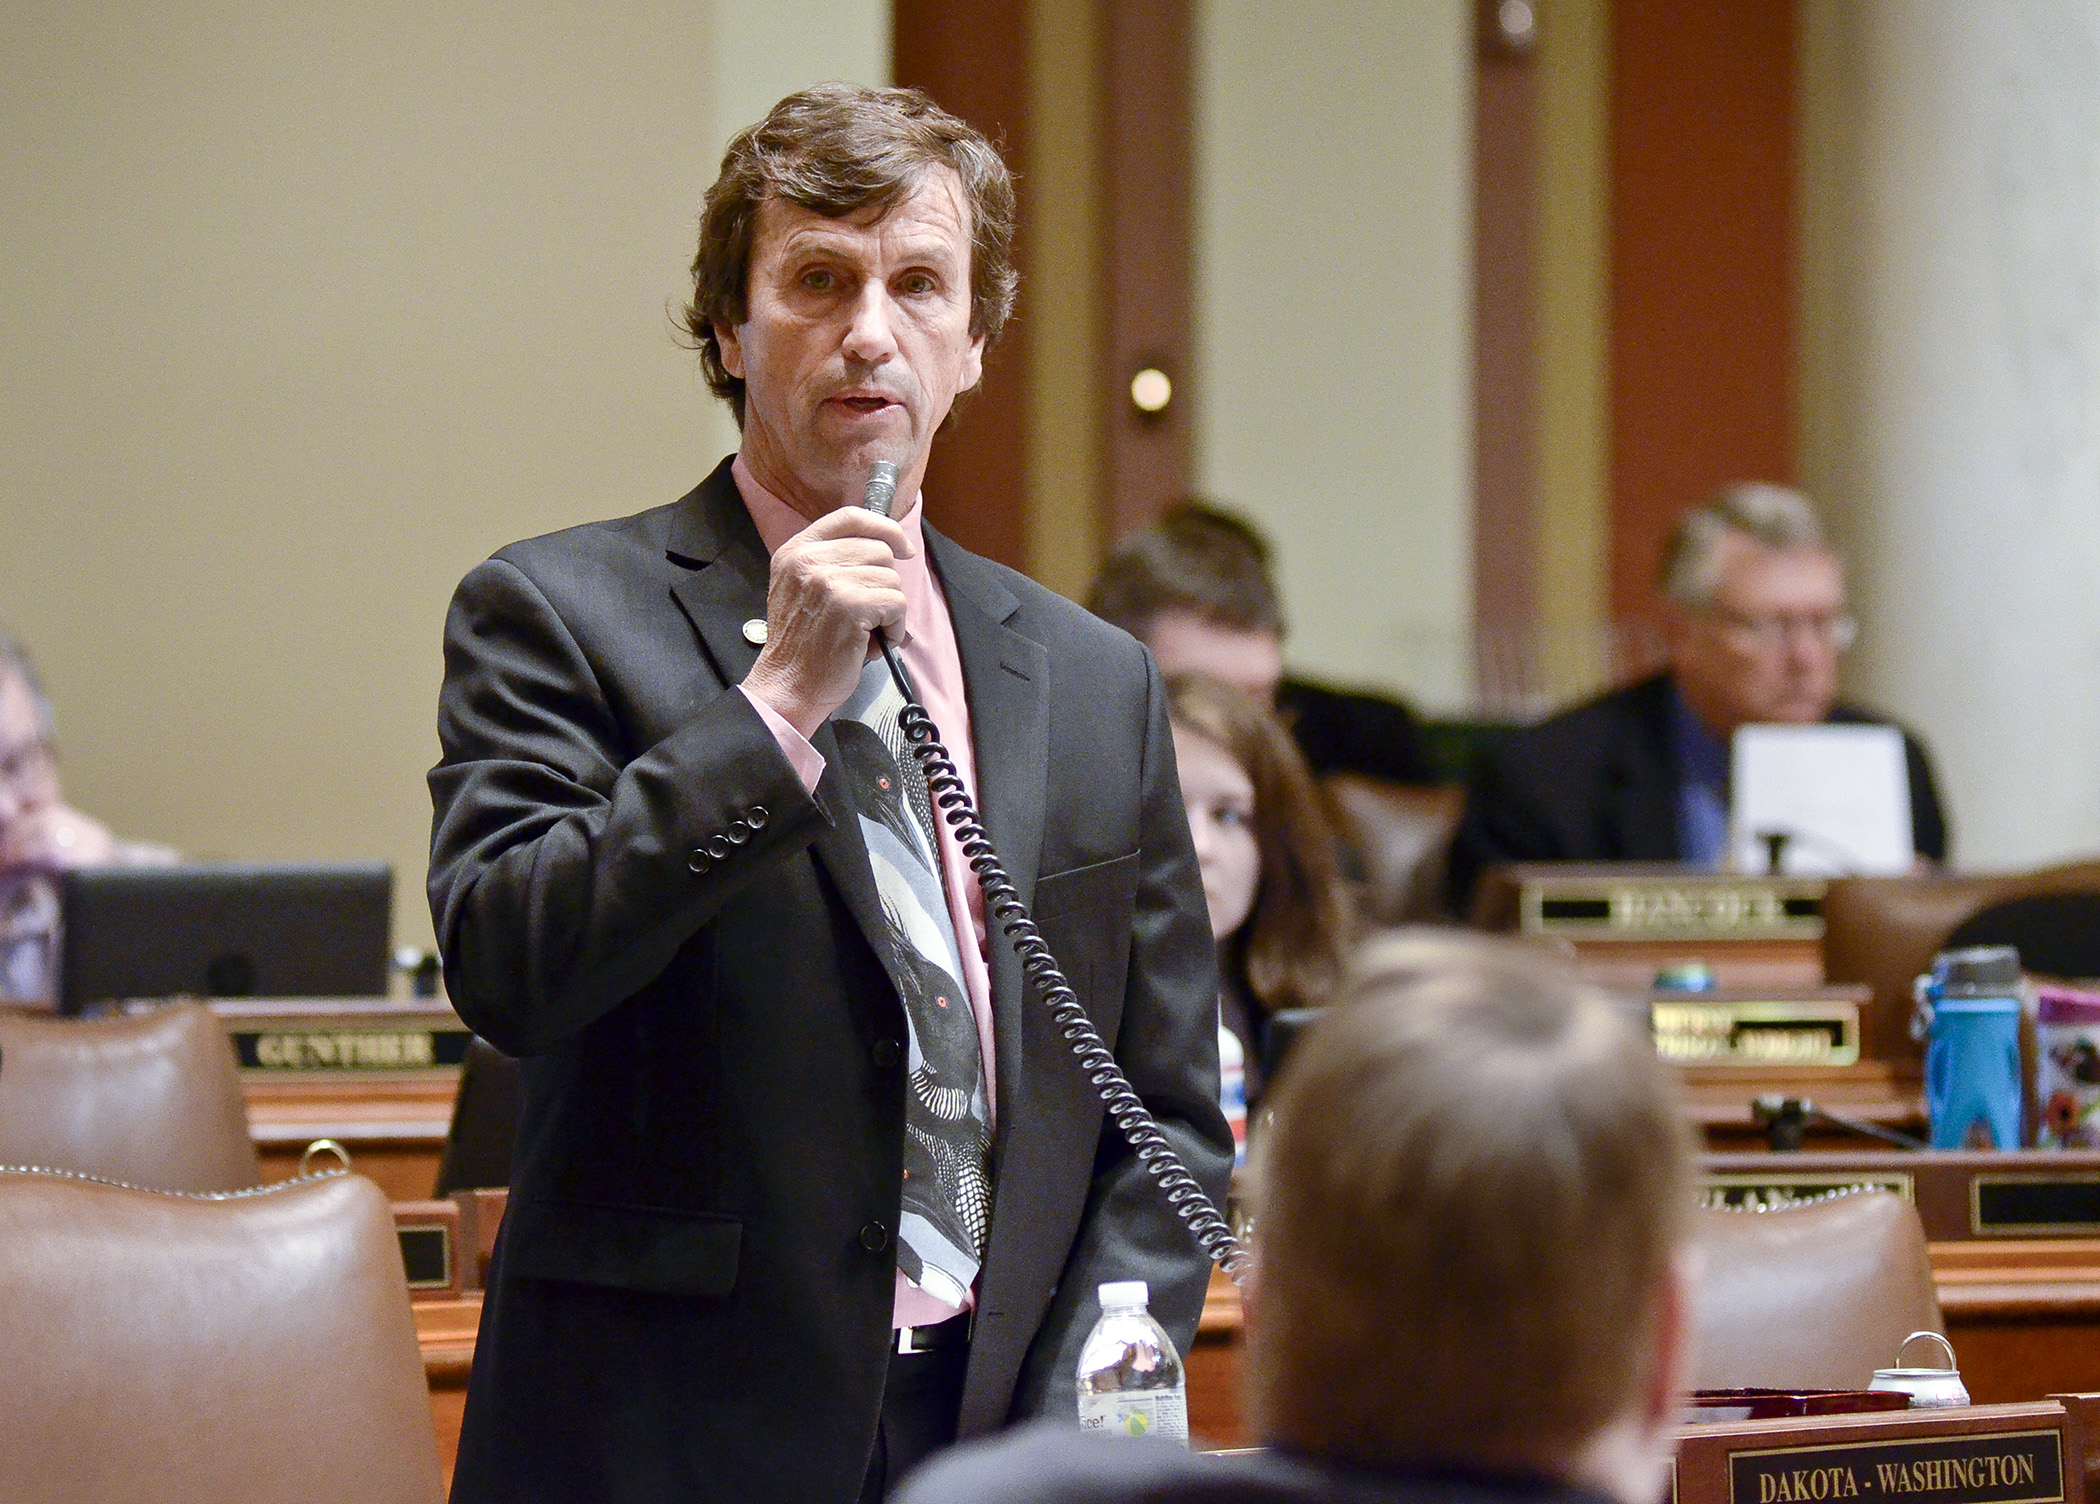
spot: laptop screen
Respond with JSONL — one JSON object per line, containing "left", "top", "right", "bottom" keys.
{"left": 57, "top": 862, "right": 392, "bottom": 1013}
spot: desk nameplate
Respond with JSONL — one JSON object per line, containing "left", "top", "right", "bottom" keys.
{"left": 1727, "top": 1429, "right": 2064, "bottom": 1504}
{"left": 1658, "top": 995, "right": 1863, "bottom": 1068}
{"left": 1972, "top": 1175, "right": 2100, "bottom": 1238}
{"left": 208, "top": 999, "right": 470, "bottom": 1079}
{"left": 1517, "top": 874, "right": 1826, "bottom": 942}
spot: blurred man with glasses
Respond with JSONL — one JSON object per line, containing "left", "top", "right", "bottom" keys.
{"left": 0, "top": 634, "right": 173, "bottom": 1003}
{"left": 1448, "top": 485, "right": 1945, "bottom": 912}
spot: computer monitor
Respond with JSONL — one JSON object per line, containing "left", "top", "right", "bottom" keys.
{"left": 58, "top": 862, "right": 392, "bottom": 1013}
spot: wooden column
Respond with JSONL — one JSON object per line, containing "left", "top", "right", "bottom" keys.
{"left": 1472, "top": 0, "right": 1542, "bottom": 703}
{"left": 892, "top": 0, "right": 1033, "bottom": 571}
{"left": 1608, "top": 0, "right": 1798, "bottom": 626}
{"left": 1098, "top": 0, "right": 1194, "bottom": 543}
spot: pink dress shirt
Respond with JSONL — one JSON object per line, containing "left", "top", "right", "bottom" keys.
{"left": 730, "top": 456, "right": 995, "bottom": 1330}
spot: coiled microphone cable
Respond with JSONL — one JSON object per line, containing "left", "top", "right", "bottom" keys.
{"left": 859, "top": 460, "right": 1249, "bottom": 1285}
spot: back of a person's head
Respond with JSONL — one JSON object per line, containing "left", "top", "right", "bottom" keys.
{"left": 1246, "top": 937, "right": 1692, "bottom": 1474}
{"left": 1086, "top": 502, "right": 1283, "bottom": 640}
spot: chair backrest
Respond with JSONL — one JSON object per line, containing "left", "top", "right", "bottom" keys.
{"left": 1945, "top": 893, "right": 2100, "bottom": 981}
{"left": 432, "top": 1035, "right": 522, "bottom": 1196}
{"left": 1690, "top": 1191, "right": 1944, "bottom": 1391}
{"left": 0, "top": 1168, "right": 444, "bottom": 1504}
{"left": 1321, "top": 774, "right": 1467, "bottom": 926}
{"left": 0, "top": 1001, "right": 260, "bottom": 1191}
{"left": 1823, "top": 862, "right": 2100, "bottom": 1060}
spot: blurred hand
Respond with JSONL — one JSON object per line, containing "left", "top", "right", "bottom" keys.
{"left": 742, "top": 507, "right": 912, "bottom": 739}
{"left": 1, "top": 803, "right": 116, "bottom": 868}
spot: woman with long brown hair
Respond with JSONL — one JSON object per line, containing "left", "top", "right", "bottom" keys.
{"left": 1167, "top": 672, "right": 1354, "bottom": 1132}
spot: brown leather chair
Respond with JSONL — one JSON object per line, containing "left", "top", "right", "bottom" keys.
{"left": 0, "top": 1168, "right": 444, "bottom": 1503}
{"left": 1690, "top": 1191, "right": 1944, "bottom": 1391}
{"left": 1823, "top": 861, "right": 2100, "bottom": 1060}
{"left": 0, "top": 1001, "right": 260, "bottom": 1191}
{"left": 1321, "top": 774, "right": 1467, "bottom": 925}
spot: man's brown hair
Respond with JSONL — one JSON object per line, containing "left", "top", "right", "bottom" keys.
{"left": 1246, "top": 935, "right": 1693, "bottom": 1472}
{"left": 1087, "top": 502, "right": 1285, "bottom": 641}
{"left": 1166, "top": 672, "right": 1350, "bottom": 1017}
{"left": 680, "top": 83, "right": 1018, "bottom": 427}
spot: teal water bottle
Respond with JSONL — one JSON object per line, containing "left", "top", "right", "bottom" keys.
{"left": 1916, "top": 946, "right": 2024, "bottom": 1150}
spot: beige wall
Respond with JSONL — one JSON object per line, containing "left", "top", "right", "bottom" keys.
{"left": 0, "top": 2, "right": 887, "bottom": 951}
{"left": 1534, "top": 0, "right": 1614, "bottom": 705}
{"left": 1024, "top": 0, "right": 1107, "bottom": 602}
{"left": 1192, "top": 0, "right": 1475, "bottom": 710}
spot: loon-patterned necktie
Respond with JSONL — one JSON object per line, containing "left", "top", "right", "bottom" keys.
{"left": 832, "top": 653, "right": 991, "bottom": 1307}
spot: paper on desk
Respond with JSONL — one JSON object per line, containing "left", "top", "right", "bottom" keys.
{"left": 1729, "top": 723, "right": 1913, "bottom": 875}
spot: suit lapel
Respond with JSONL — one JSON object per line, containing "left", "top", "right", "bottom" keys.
{"left": 925, "top": 530, "right": 1049, "bottom": 1152}
{"left": 663, "top": 461, "right": 900, "bottom": 1003}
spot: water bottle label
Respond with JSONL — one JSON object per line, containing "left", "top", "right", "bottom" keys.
{"left": 1078, "top": 1390, "right": 1188, "bottom": 1443}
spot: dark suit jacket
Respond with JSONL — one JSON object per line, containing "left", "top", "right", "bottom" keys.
{"left": 895, "top": 1423, "right": 1623, "bottom": 1504}
{"left": 427, "top": 458, "right": 1232, "bottom": 1504}
{"left": 1447, "top": 672, "right": 1950, "bottom": 913}
{"left": 1275, "top": 677, "right": 1435, "bottom": 784}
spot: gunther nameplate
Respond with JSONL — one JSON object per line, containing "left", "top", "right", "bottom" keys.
{"left": 1521, "top": 877, "right": 1825, "bottom": 940}
{"left": 1728, "top": 1429, "right": 2063, "bottom": 1504}
{"left": 232, "top": 1025, "right": 472, "bottom": 1073}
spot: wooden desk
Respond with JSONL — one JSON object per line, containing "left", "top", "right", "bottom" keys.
{"left": 1690, "top": 1063, "right": 1927, "bottom": 1150}
{"left": 1473, "top": 864, "right": 1829, "bottom": 992}
{"left": 416, "top": 1296, "right": 479, "bottom": 1492}
{"left": 1183, "top": 1245, "right": 2100, "bottom": 1452}
{"left": 210, "top": 997, "right": 464, "bottom": 1201}
{"left": 1674, "top": 1401, "right": 2086, "bottom": 1504}
{"left": 247, "top": 1076, "right": 454, "bottom": 1201}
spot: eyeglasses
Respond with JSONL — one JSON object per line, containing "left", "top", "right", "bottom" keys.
{"left": 1706, "top": 608, "right": 1859, "bottom": 654}
{"left": 0, "top": 737, "right": 56, "bottom": 797}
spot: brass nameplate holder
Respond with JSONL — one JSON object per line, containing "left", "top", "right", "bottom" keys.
{"left": 1970, "top": 1173, "right": 2100, "bottom": 1237}
{"left": 1656, "top": 997, "right": 1862, "bottom": 1067}
{"left": 1728, "top": 1428, "right": 2063, "bottom": 1504}
{"left": 1520, "top": 875, "right": 1825, "bottom": 941}
{"left": 209, "top": 999, "right": 471, "bottom": 1078}
{"left": 1704, "top": 1171, "right": 1915, "bottom": 1214}
{"left": 397, "top": 1224, "right": 454, "bottom": 1291}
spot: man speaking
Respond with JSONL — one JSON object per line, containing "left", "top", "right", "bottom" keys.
{"left": 427, "top": 85, "right": 1231, "bottom": 1503}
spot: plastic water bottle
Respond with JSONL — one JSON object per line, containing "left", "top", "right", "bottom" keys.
{"left": 1076, "top": 1280, "right": 1188, "bottom": 1444}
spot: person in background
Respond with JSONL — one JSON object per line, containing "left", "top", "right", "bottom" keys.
{"left": 1166, "top": 672, "right": 1352, "bottom": 1140}
{"left": 0, "top": 632, "right": 174, "bottom": 1004}
{"left": 1090, "top": 503, "right": 1436, "bottom": 785}
{"left": 1447, "top": 483, "right": 1948, "bottom": 914}
{"left": 896, "top": 934, "right": 1696, "bottom": 1504}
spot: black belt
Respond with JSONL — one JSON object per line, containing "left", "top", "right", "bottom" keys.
{"left": 893, "top": 1312, "right": 971, "bottom": 1355}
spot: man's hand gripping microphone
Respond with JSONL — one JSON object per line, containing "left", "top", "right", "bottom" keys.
{"left": 857, "top": 462, "right": 1249, "bottom": 1284}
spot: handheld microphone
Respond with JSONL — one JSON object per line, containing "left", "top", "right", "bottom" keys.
{"left": 861, "top": 460, "right": 900, "bottom": 520}
{"left": 852, "top": 461, "right": 1249, "bottom": 1283}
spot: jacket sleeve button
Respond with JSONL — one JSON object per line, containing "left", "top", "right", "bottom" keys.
{"left": 858, "top": 1220, "right": 890, "bottom": 1253}
{"left": 871, "top": 1038, "right": 901, "bottom": 1068}
{"left": 747, "top": 805, "right": 769, "bottom": 830}
{"left": 687, "top": 850, "right": 711, "bottom": 875}
{"left": 706, "top": 835, "right": 732, "bottom": 860}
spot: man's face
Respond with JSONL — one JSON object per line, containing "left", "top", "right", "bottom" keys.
{"left": 1668, "top": 533, "right": 1849, "bottom": 737}
{"left": 716, "top": 168, "right": 985, "bottom": 519}
{"left": 1145, "top": 610, "right": 1284, "bottom": 704}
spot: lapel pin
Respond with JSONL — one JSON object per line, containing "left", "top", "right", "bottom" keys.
{"left": 742, "top": 618, "right": 769, "bottom": 646}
